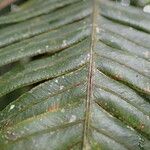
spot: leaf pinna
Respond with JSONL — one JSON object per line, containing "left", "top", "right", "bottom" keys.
{"left": 0, "top": 0, "right": 150, "bottom": 150}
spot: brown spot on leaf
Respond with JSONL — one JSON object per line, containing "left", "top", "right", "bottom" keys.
{"left": 113, "top": 74, "right": 123, "bottom": 80}
{"left": 47, "top": 103, "right": 59, "bottom": 112}
{"left": 140, "top": 124, "right": 145, "bottom": 130}
{"left": 144, "top": 86, "right": 150, "bottom": 93}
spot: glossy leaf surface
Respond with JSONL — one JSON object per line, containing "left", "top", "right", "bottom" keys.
{"left": 0, "top": 0, "right": 150, "bottom": 150}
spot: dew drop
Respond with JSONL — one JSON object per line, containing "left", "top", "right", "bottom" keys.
{"left": 37, "top": 49, "right": 42, "bottom": 54}
{"left": 61, "top": 108, "right": 65, "bottom": 113}
{"left": 87, "top": 53, "right": 90, "bottom": 57}
{"left": 147, "top": 116, "right": 150, "bottom": 120}
{"left": 87, "top": 53, "right": 91, "bottom": 60}
{"left": 96, "top": 27, "right": 100, "bottom": 33}
{"left": 81, "top": 60, "right": 85, "bottom": 64}
{"left": 46, "top": 45, "right": 49, "bottom": 49}
{"left": 62, "top": 40, "right": 67, "bottom": 47}
{"left": 127, "top": 125, "right": 134, "bottom": 131}
{"left": 143, "top": 5, "right": 150, "bottom": 13}
{"left": 9, "top": 105, "right": 15, "bottom": 111}
{"left": 60, "top": 86, "right": 64, "bottom": 90}
{"left": 120, "top": 0, "right": 130, "bottom": 6}
{"left": 69, "top": 115, "right": 76, "bottom": 123}
{"left": 55, "top": 79, "right": 58, "bottom": 83}
{"left": 143, "top": 51, "right": 149, "bottom": 57}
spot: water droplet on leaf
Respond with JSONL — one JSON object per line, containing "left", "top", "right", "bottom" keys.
{"left": 69, "top": 115, "right": 76, "bottom": 123}
{"left": 120, "top": 0, "right": 130, "bottom": 6}
{"left": 55, "top": 79, "right": 58, "bottom": 83}
{"left": 60, "top": 86, "right": 64, "bottom": 90}
{"left": 96, "top": 27, "right": 100, "bottom": 33}
{"left": 46, "top": 45, "right": 49, "bottom": 49}
{"left": 61, "top": 108, "right": 65, "bottom": 113}
{"left": 62, "top": 40, "right": 67, "bottom": 47}
{"left": 9, "top": 105, "right": 15, "bottom": 111}
{"left": 143, "top": 5, "right": 150, "bottom": 13}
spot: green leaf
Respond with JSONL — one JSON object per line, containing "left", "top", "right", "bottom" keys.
{"left": 0, "top": 0, "right": 150, "bottom": 150}
{"left": 0, "top": 0, "right": 80, "bottom": 24}
{"left": 130, "top": 0, "right": 150, "bottom": 7}
{"left": 111, "top": 0, "right": 150, "bottom": 7}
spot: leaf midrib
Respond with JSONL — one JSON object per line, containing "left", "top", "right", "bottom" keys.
{"left": 83, "top": 0, "right": 98, "bottom": 149}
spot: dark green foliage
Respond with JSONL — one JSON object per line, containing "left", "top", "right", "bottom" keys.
{"left": 0, "top": 0, "right": 150, "bottom": 149}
